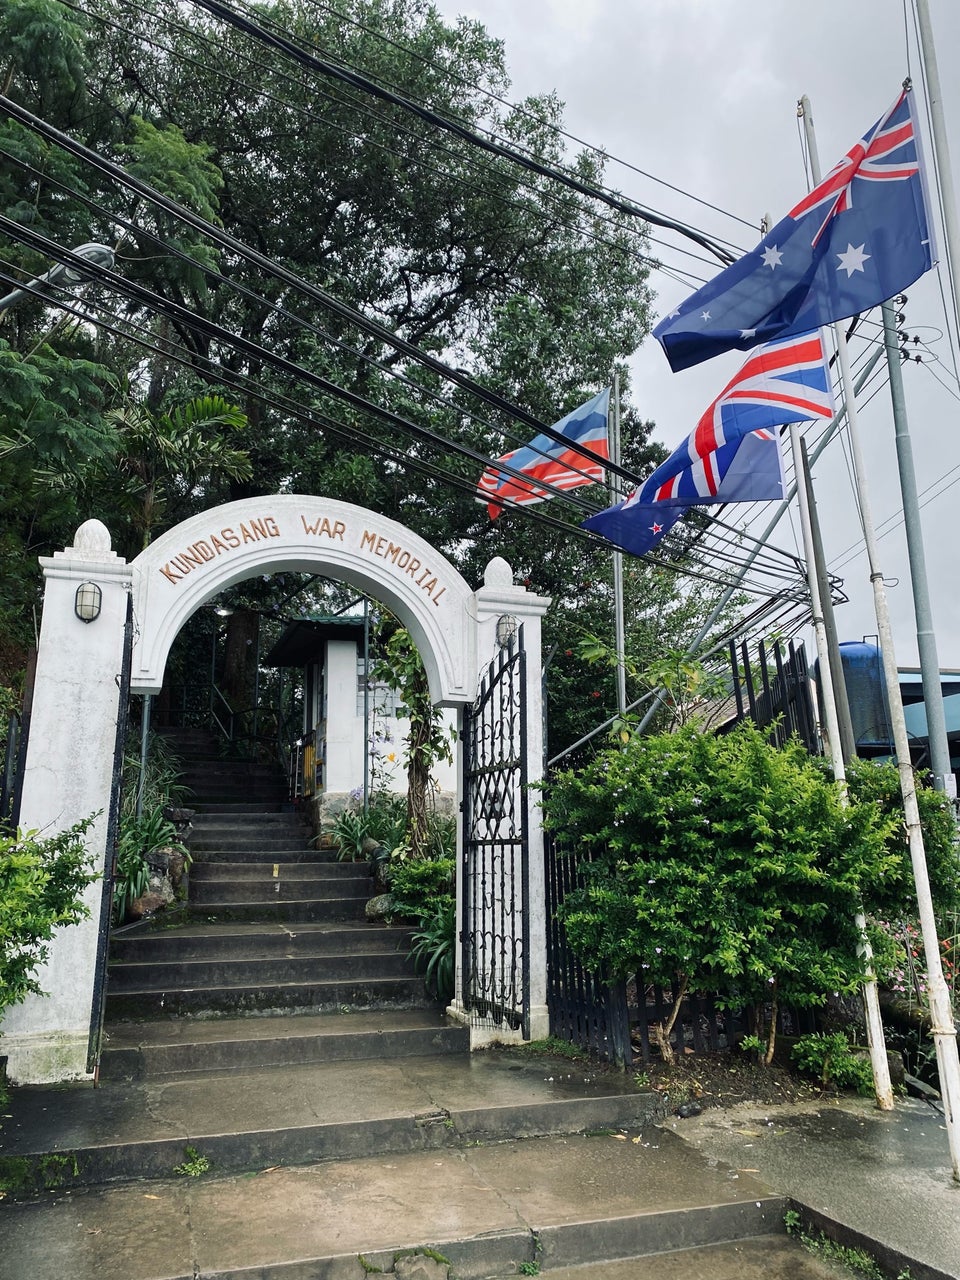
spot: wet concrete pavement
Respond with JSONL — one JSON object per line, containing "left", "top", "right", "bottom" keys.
{"left": 1, "top": 1047, "right": 958, "bottom": 1278}
{"left": 673, "top": 1095, "right": 960, "bottom": 1279}
{"left": 0, "top": 1126, "right": 786, "bottom": 1279}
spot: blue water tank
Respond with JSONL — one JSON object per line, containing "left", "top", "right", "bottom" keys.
{"left": 838, "top": 641, "right": 893, "bottom": 750}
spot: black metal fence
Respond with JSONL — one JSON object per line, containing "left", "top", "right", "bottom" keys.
{"left": 724, "top": 636, "right": 819, "bottom": 753}
{"left": 1, "top": 710, "right": 25, "bottom": 833}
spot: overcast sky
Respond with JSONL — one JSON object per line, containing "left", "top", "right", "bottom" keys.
{"left": 433, "top": 0, "right": 960, "bottom": 668}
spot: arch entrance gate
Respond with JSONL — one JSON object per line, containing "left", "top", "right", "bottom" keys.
{"left": 1, "top": 496, "right": 550, "bottom": 1084}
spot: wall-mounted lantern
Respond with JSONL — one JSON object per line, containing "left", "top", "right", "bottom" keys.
{"left": 74, "top": 581, "right": 102, "bottom": 623}
{"left": 496, "top": 614, "right": 518, "bottom": 648}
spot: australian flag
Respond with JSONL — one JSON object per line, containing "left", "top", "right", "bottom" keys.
{"left": 653, "top": 87, "right": 935, "bottom": 372}
{"left": 478, "top": 388, "right": 610, "bottom": 518}
{"left": 583, "top": 331, "right": 834, "bottom": 557}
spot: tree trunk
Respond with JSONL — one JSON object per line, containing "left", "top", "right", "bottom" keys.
{"left": 652, "top": 974, "right": 690, "bottom": 1064}
{"left": 763, "top": 983, "right": 779, "bottom": 1065}
{"left": 222, "top": 609, "right": 259, "bottom": 714}
{"left": 405, "top": 672, "right": 433, "bottom": 859}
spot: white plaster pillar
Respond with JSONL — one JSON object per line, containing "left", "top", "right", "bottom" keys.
{"left": 323, "top": 638, "right": 361, "bottom": 795}
{"left": 455, "top": 557, "right": 551, "bottom": 1043}
{"left": 0, "top": 521, "right": 131, "bottom": 1083}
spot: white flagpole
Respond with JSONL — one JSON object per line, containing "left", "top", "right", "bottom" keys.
{"left": 610, "top": 373, "right": 627, "bottom": 719}
{"left": 915, "top": 0, "right": 960, "bottom": 339}
{"left": 801, "top": 94, "right": 960, "bottom": 1177}
{"left": 790, "top": 422, "right": 893, "bottom": 1110}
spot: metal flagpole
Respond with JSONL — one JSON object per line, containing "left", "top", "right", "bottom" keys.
{"left": 610, "top": 373, "right": 627, "bottom": 719}
{"left": 801, "top": 94, "right": 960, "bottom": 1177}
{"left": 799, "top": 436, "right": 857, "bottom": 765}
{"left": 915, "top": 0, "right": 960, "bottom": 339}
{"left": 790, "top": 424, "right": 893, "bottom": 1109}
{"left": 881, "top": 300, "right": 954, "bottom": 794}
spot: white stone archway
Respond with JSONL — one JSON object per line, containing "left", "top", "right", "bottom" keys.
{"left": 130, "top": 496, "right": 477, "bottom": 705}
{"left": 1, "top": 498, "right": 550, "bottom": 1083}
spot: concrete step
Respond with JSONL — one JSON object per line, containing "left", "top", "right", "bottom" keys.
{"left": 108, "top": 949, "right": 416, "bottom": 991}
{"left": 0, "top": 1050, "right": 668, "bottom": 1194}
{"left": 190, "top": 812, "right": 307, "bottom": 829}
{"left": 109, "top": 922, "right": 411, "bottom": 964}
{"left": 0, "top": 1116, "right": 789, "bottom": 1280}
{"left": 190, "top": 861, "right": 367, "bottom": 885}
{"left": 187, "top": 789, "right": 289, "bottom": 806}
{"left": 190, "top": 857, "right": 356, "bottom": 875}
{"left": 487, "top": 1238, "right": 851, "bottom": 1279}
{"left": 195, "top": 801, "right": 291, "bottom": 814}
{"left": 104, "top": 972, "right": 430, "bottom": 1019}
{"left": 98, "top": 1010, "right": 468, "bottom": 1078}
{"left": 184, "top": 895, "right": 369, "bottom": 921}
{"left": 189, "top": 845, "right": 335, "bottom": 862}
{"left": 189, "top": 875, "right": 371, "bottom": 906}
{"left": 190, "top": 833, "right": 313, "bottom": 851}
{"left": 98, "top": 1008, "right": 471, "bottom": 1080}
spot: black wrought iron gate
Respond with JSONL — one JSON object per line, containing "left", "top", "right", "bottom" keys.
{"left": 460, "top": 629, "right": 530, "bottom": 1036}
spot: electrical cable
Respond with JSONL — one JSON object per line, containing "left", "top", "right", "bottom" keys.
{"left": 303, "top": 0, "right": 759, "bottom": 237}
{"left": 0, "top": 193, "right": 805, "bottom": 592}
{"left": 1, "top": 148, "right": 624, "bottom": 494}
{"left": 187, "top": 0, "right": 738, "bottom": 266}
{"left": 0, "top": 92, "right": 650, "bottom": 491}
{"left": 0, "top": 250, "right": 809, "bottom": 603}
{"left": 63, "top": 0, "right": 679, "bottom": 283}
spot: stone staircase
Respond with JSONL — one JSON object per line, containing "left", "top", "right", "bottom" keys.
{"left": 0, "top": 730, "right": 852, "bottom": 1279}
{"left": 101, "top": 727, "right": 466, "bottom": 1076}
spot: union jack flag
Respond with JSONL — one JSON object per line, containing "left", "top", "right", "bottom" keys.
{"left": 789, "top": 88, "right": 920, "bottom": 246}
{"left": 478, "top": 389, "right": 610, "bottom": 519}
{"left": 582, "top": 332, "right": 834, "bottom": 557}
{"left": 654, "top": 87, "right": 935, "bottom": 372}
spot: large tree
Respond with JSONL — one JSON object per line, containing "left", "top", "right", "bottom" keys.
{"left": 0, "top": 0, "right": 678, "bottom": 740}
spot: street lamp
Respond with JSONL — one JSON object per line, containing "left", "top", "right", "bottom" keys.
{"left": 0, "top": 242, "right": 115, "bottom": 314}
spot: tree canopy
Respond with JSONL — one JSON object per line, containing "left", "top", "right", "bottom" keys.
{"left": 0, "top": 0, "right": 736, "bottom": 759}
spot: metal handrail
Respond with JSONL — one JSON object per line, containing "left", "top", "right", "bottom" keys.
{"left": 1, "top": 711, "right": 21, "bottom": 831}
{"left": 209, "top": 682, "right": 235, "bottom": 742}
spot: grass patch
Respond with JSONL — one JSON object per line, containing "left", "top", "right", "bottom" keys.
{"left": 0, "top": 1150, "right": 80, "bottom": 1196}
{"left": 174, "top": 1145, "right": 210, "bottom": 1177}
{"left": 785, "top": 1209, "right": 913, "bottom": 1279}
{"left": 510, "top": 1036, "right": 588, "bottom": 1062}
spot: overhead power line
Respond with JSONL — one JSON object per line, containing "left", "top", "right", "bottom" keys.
{"left": 0, "top": 91, "right": 648, "bottom": 492}
{"left": 0, "top": 242, "right": 807, "bottom": 600}
{"left": 188, "top": 0, "right": 738, "bottom": 267}
{"left": 0, "top": 212, "right": 612, "bottom": 516}
{"left": 304, "top": 0, "right": 758, "bottom": 237}
{"left": 3, "top": 148, "right": 619, "bottom": 493}
{"left": 64, "top": 0, "right": 677, "bottom": 282}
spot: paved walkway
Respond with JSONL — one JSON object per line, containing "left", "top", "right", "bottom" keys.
{"left": 672, "top": 1094, "right": 960, "bottom": 1279}
{"left": 0, "top": 1048, "right": 957, "bottom": 1278}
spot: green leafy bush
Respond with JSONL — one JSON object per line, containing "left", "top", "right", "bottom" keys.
{"left": 0, "top": 817, "right": 99, "bottom": 1015}
{"left": 120, "top": 732, "right": 190, "bottom": 822}
{"left": 365, "top": 791, "right": 408, "bottom": 855}
{"left": 791, "top": 1032, "right": 875, "bottom": 1094}
{"left": 113, "top": 805, "right": 187, "bottom": 925}
{"left": 332, "top": 809, "right": 370, "bottom": 862}
{"left": 845, "top": 757, "right": 960, "bottom": 923}
{"left": 542, "top": 721, "right": 902, "bottom": 1061}
{"left": 389, "top": 856, "right": 455, "bottom": 921}
{"left": 409, "top": 898, "right": 456, "bottom": 1004}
